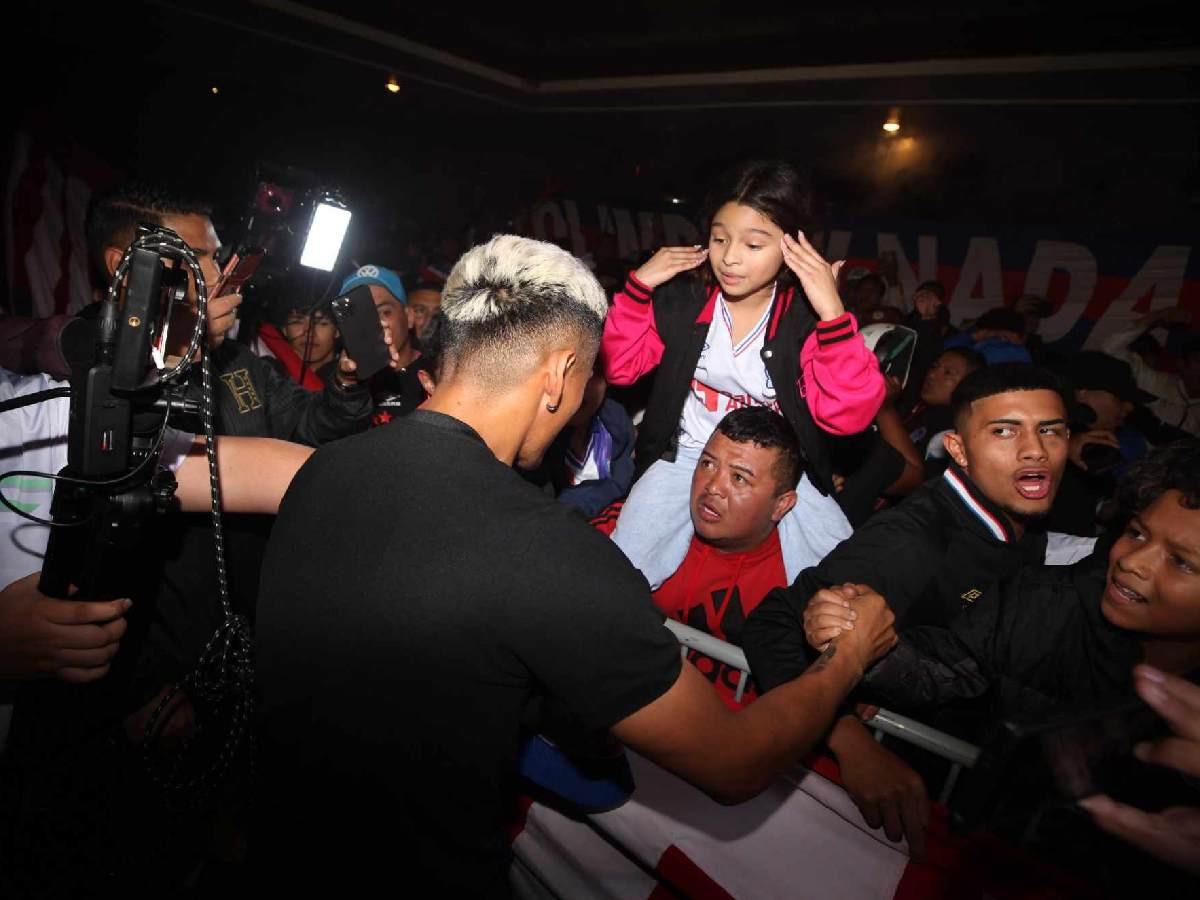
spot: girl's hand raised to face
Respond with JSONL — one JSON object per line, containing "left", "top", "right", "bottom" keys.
{"left": 633, "top": 245, "right": 709, "bottom": 291}
{"left": 782, "top": 231, "right": 847, "bottom": 322}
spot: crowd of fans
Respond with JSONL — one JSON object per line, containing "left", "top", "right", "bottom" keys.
{"left": 0, "top": 161, "right": 1198, "bottom": 897}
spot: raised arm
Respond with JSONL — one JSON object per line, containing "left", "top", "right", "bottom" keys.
{"left": 601, "top": 247, "right": 708, "bottom": 385}
{"left": 781, "top": 231, "right": 885, "bottom": 436}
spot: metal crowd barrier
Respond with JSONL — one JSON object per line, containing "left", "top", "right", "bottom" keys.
{"left": 664, "top": 619, "right": 980, "bottom": 803}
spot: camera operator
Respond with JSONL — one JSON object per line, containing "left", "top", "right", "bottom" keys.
{"left": 84, "top": 182, "right": 383, "bottom": 442}
{"left": 80, "top": 182, "right": 395, "bottom": 716}
{"left": 0, "top": 180, "right": 388, "bottom": 894}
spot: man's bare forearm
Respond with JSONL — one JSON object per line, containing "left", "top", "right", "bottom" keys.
{"left": 703, "top": 642, "right": 864, "bottom": 802}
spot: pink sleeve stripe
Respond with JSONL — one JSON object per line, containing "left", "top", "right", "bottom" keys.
{"left": 800, "top": 313, "right": 886, "bottom": 436}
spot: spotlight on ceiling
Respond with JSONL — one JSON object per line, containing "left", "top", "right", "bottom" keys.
{"left": 385, "top": 75, "right": 401, "bottom": 94}
{"left": 883, "top": 107, "right": 901, "bottom": 134}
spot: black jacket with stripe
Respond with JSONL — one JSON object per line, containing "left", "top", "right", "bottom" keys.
{"left": 744, "top": 464, "right": 1048, "bottom": 692}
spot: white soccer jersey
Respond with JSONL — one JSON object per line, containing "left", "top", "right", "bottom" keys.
{"left": 677, "top": 294, "right": 780, "bottom": 451}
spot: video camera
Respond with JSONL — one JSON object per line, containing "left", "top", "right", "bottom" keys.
{"left": 35, "top": 224, "right": 211, "bottom": 601}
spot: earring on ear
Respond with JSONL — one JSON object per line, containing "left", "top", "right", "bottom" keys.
{"left": 546, "top": 402, "right": 560, "bottom": 413}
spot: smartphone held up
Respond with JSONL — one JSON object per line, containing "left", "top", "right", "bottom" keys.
{"left": 330, "top": 284, "right": 392, "bottom": 381}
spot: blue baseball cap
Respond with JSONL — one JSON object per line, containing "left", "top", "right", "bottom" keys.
{"left": 340, "top": 264, "right": 407, "bottom": 304}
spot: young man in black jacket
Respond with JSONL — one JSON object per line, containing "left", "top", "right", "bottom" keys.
{"left": 804, "top": 440, "right": 1200, "bottom": 892}
{"left": 809, "top": 440, "right": 1200, "bottom": 720}
{"left": 745, "top": 364, "right": 1071, "bottom": 663}
{"left": 742, "top": 363, "right": 1072, "bottom": 855}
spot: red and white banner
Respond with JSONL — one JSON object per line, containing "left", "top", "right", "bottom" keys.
{"left": 510, "top": 752, "right": 1100, "bottom": 899}
{"left": 4, "top": 127, "right": 119, "bottom": 318}
{"left": 512, "top": 752, "right": 911, "bottom": 899}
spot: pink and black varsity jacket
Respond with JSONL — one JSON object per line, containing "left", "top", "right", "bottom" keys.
{"left": 602, "top": 271, "right": 885, "bottom": 494}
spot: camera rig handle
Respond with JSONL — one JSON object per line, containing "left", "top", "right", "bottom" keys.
{"left": 38, "top": 225, "right": 206, "bottom": 600}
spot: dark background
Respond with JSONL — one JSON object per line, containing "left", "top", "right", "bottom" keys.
{"left": 5, "top": 0, "right": 1199, "bottom": 270}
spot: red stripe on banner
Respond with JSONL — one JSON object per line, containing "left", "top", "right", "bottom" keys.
{"left": 505, "top": 795, "right": 535, "bottom": 843}
{"left": 6, "top": 121, "right": 121, "bottom": 315}
{"left": 9, "top": 141, "right": 47, "bottom": 308}
{"left": 843, "top": 254, "right": 1200, "bottom": 328}
{"left": 651, "top": 844, "right": 736, "bottom": 900}
{"left": 54, "top": 181, "right": 72, "bottom": 314}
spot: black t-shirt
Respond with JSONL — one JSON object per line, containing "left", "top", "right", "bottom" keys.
{"left": 254, "top": 410, "right": 681, "bottom": 895}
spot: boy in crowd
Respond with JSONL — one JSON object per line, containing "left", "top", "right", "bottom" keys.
{"left": 903, "top": 347, "right": 986, "bottom": 477}
{"left": 337, "top": 264, "right": 432, "bottom": 423}
{"left": 744, "top": 364, "right": 1074, "bottom": 851}
{"left": 269, "top": 300, "right": 341, "bottom": 388}
{"left": 746, "top": 364, "right": 1070, "bottom": 643}
{"left": 405, "top": 281, "right": 444, "bottom": 338}
{"left": 1046, "top": 350, "right": 1156, "bottom": 536}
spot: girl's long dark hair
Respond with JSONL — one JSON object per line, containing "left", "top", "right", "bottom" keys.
{"left": 699, "top": 160, "right": 815, "bottom": 291}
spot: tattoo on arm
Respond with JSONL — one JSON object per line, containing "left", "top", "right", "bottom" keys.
{"left": 808, "top": 643, "right": 837, "bottom": 674}
{"left": 801, "top": 643, "right": 859, "bottom": 691}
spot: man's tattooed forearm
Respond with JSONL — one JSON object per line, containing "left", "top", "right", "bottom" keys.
{"left": 809, "top": 643, "right": 836, "bottom": 673}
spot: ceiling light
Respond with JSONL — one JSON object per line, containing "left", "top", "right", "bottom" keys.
{"left": 385, "top": 75, "right": 401, "bottom": 94}
{"left": 883, "top": 107, "right": 901, "bottom": 134}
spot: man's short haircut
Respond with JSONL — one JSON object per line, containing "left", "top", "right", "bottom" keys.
{"left": 856, "top": 274, "right": 886, "bottom": 296}
{"left": 949, "top": 363, "right": 1065, "bottom": 431}
{"left": 85, "top": 181, "right": 212, "bottom": 288}
{"left": 973, "top": 306, "right": 1026, "bottom": 337}
{"left": 439, "top": 235, "right": 607, "bottom": 392}
{"left": 914, "top": 280, "right": 947, "bottom": 302}
{"left": 1118, "top": 439, "right": 1200, "bottom": 515}
{"left": 714, "top": 407, "right": 803, "bottom": 494}
{"left": 942, "top": 347, "right": 987, "bottom": 373}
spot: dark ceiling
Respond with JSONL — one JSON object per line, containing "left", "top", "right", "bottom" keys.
{"left": 18, "top": 0, "right": 1197, "bottom": 111}
{"left": 7, "top": 0, "right": 1200, "bottom": 237}
{"left": 319, "top": 0, "right": 1197, "bottom": 80}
